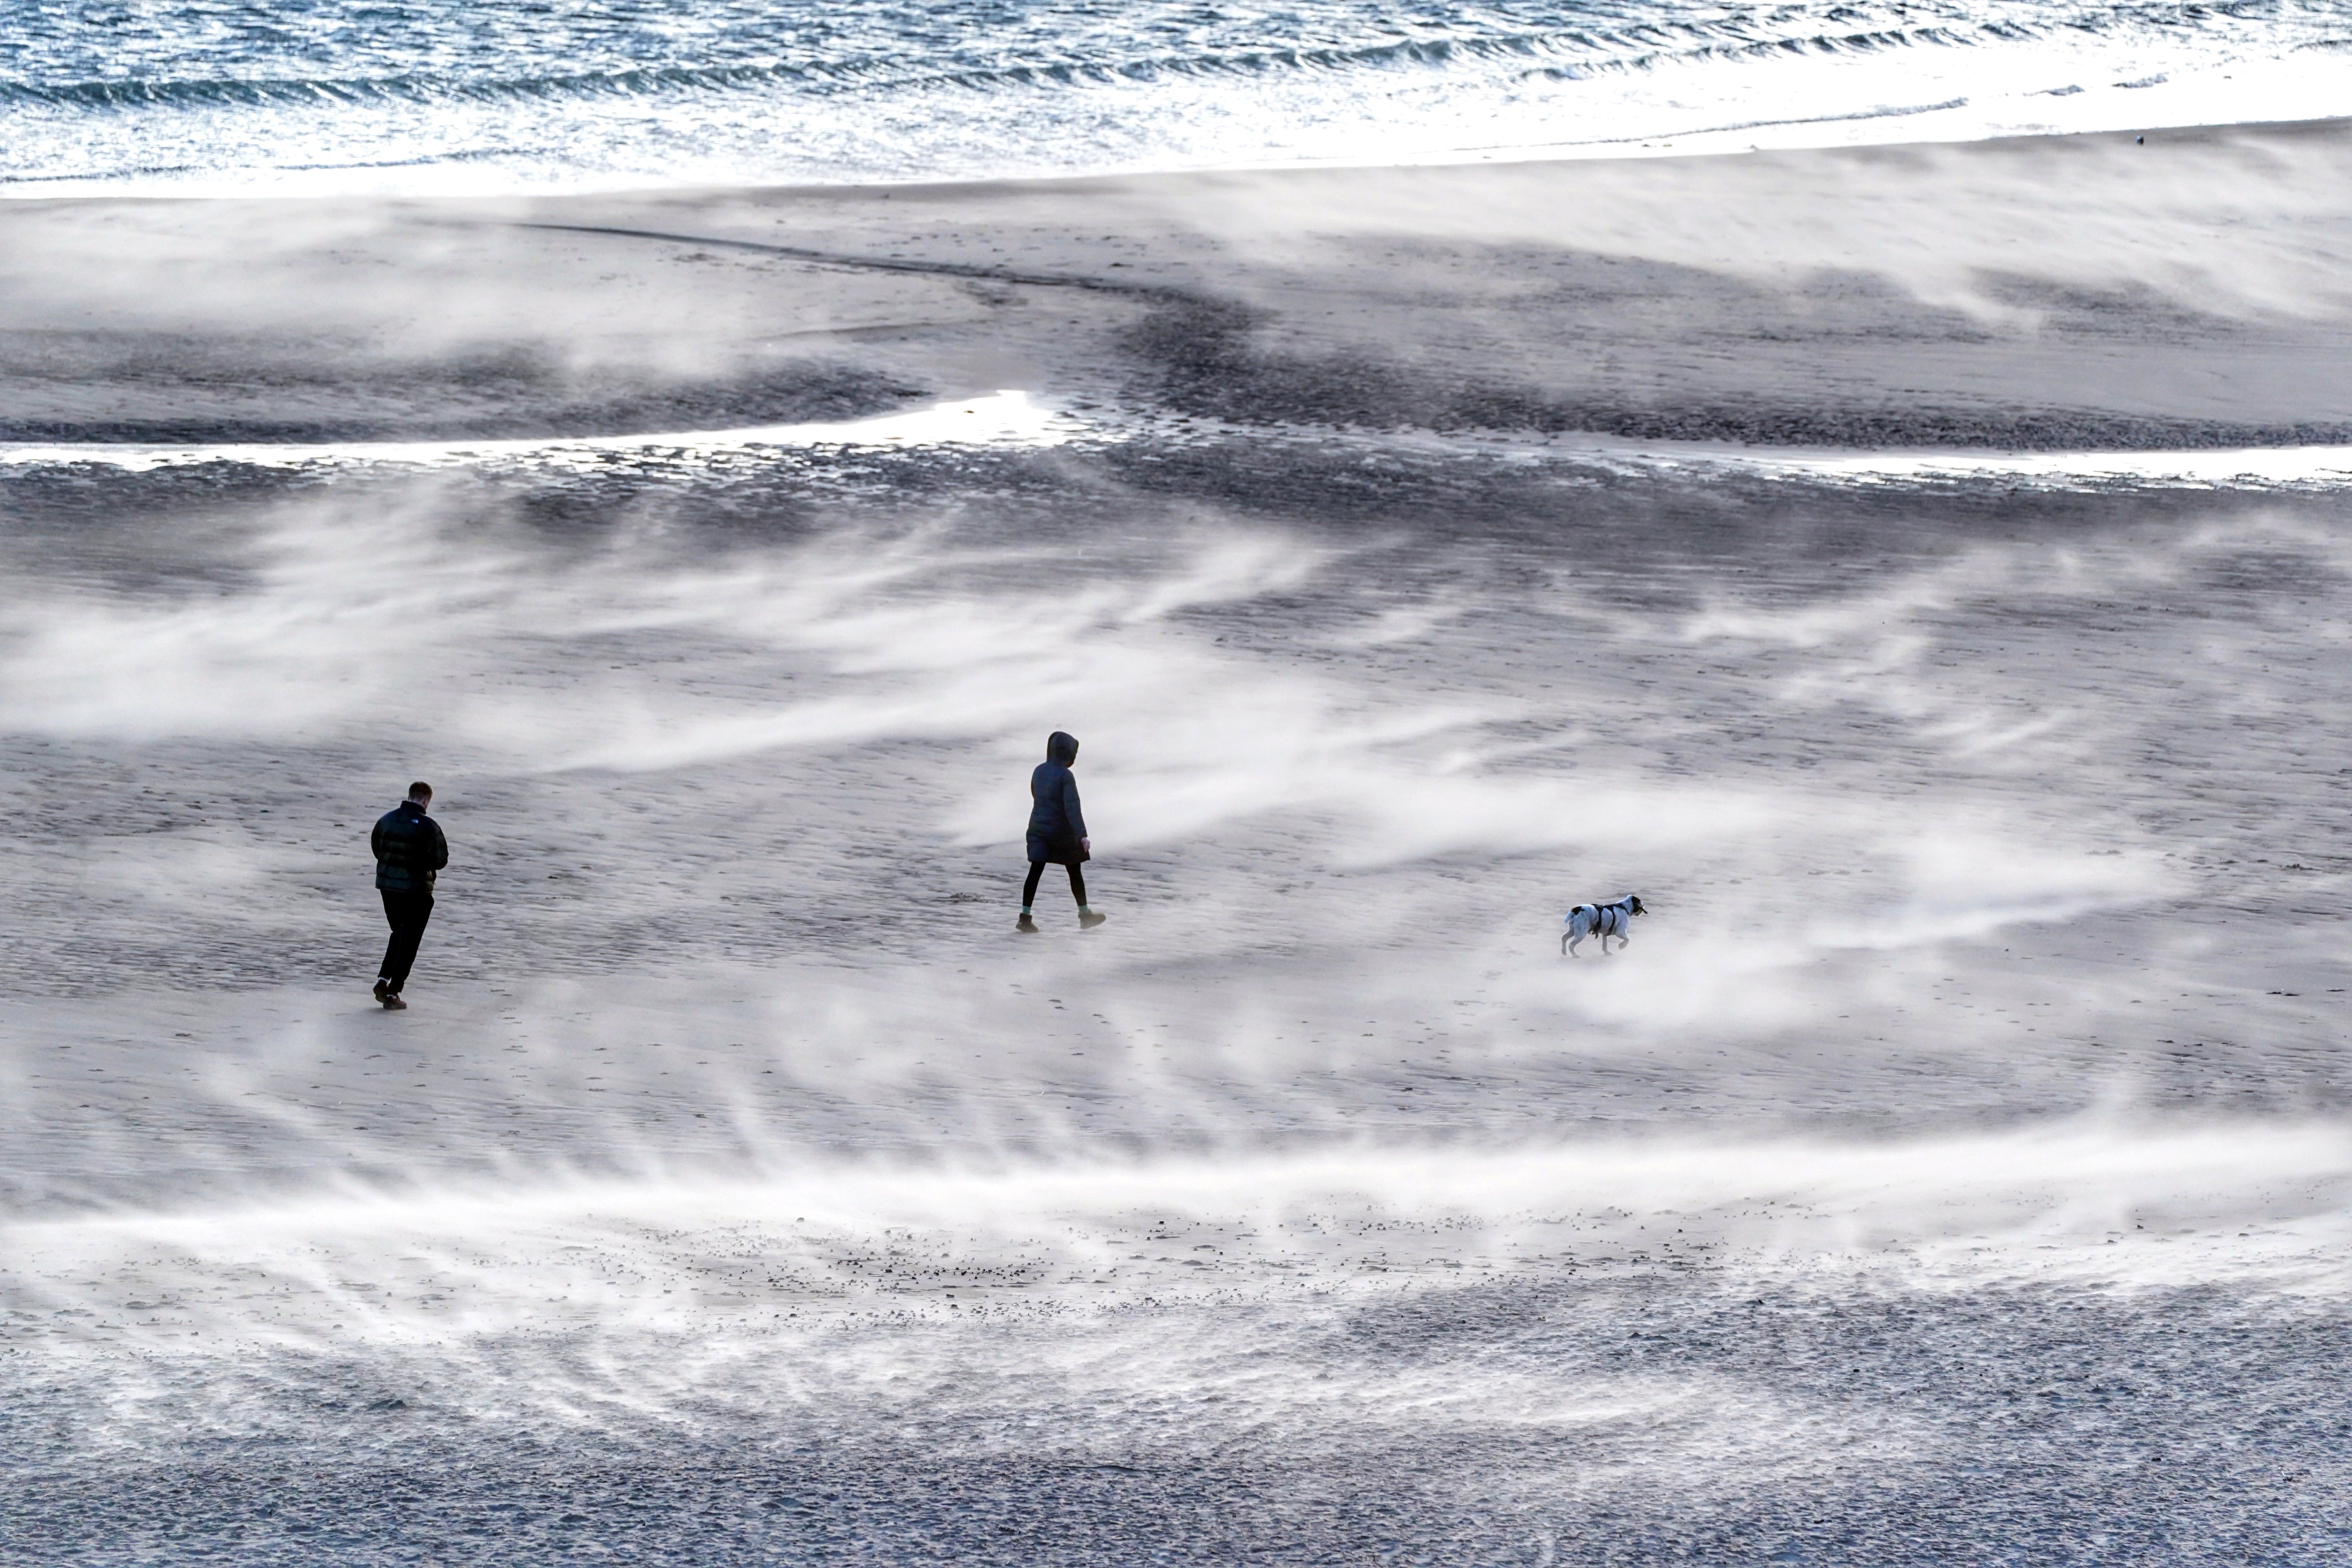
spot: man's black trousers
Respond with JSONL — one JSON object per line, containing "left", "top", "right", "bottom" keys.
{"left": 379, "top": 891, "right": 434, "bottom": 992}
{"left": 1022, "top": 859, "right": 1086, "bottom": 908}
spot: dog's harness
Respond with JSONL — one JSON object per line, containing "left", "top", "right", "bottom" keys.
{"left": 1571, "top": 902, "right": 1624, "bottom": 935}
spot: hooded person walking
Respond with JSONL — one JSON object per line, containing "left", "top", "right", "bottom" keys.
{"left": 1020, "top": 731, "right": 1105, "bottom": 932}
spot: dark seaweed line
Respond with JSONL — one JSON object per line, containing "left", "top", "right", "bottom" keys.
{"left": 507, "top": 222, "right": 1204, "bottom": 306}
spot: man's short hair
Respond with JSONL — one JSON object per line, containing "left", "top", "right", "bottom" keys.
{"left": 407, "top": 781, "right": 433, "bottom": 802}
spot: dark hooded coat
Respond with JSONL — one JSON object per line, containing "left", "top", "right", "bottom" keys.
{"left": 372, "top": 799, "right": 449, "bottom": 893}
{"left": 1025, "top": 731, "right": 1089, "bottom": 865}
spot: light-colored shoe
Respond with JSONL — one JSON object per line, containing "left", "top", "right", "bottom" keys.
{"left": 1078, "top": 910, "right": 1107, "bottom": 930}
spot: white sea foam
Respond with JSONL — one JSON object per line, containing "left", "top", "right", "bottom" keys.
{"left": 22, "top": 392, "right": 2352, "bottom": 494}
{"left": 1625, "top": 441, "right": 2352, "bottom": 490}
{"left": 0, "top": 389, "right": 1076, "bottom": 473}
{"left": 1121, "top": 419, "right": 2352, "bottom": 492}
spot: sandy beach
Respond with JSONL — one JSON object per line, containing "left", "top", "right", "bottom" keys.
{"left": 10, "top": 118, "right": 2352, "bottom": 447}
{"left": 5, "top": 118, "right": 2351, "bottom": 1561}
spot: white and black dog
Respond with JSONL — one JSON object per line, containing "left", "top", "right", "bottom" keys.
{"left": 1562, "top": 894, "right": 1645, "bottom": 956}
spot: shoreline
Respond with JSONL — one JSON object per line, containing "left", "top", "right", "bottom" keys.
{"left": 18, "top": 407, "right": 2352, "bottom": 486}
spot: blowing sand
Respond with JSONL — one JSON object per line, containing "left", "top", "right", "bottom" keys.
{"left": 4, "top": 122, "right": 2350, "bottom": 1562}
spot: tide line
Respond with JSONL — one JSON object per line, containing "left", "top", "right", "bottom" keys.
{"left": 0, "top": 389, "right": 1080, "bottom": 473}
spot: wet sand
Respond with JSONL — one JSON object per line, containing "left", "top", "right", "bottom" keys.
{"left": 8, "top": 118, "right": 2352, "bottom": 446}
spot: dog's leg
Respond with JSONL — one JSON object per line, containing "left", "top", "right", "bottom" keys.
{"left": 1561, "top": 929, "right": 1571, "bottom": 957}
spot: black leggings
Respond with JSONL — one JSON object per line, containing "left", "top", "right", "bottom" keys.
{"left": 1022, "top": 860, "right": 1086, "bottom": 907}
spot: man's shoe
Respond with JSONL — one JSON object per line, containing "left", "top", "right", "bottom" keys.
{"left": 1016, "top": 914, "right": 1039, "bottom": 933}
{"left": 1078, "top": 910, "right": 1107, "bottom": 930}
{"left": 381, "top": 993, "right": 408, "bottom": 1011}
{"left": 373, "top": 978, "right": 393, "bottom": 1002}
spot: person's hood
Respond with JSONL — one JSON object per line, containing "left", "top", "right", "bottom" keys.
{"left": 1046, "top": 731, "right": 1079, "bottom": 766}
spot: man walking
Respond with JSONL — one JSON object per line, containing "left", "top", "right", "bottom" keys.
{"left": 1020, "top": 730, "right": 1105, "bottom": 932}
{"left": 371, "top": 781, "right": 448, "bottom": 1010}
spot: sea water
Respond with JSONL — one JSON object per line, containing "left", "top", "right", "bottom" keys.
{"left": 7, "top": 0, "right": 2352, "bottom": 194}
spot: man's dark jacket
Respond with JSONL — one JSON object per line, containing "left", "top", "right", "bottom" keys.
{"left": 372, "top": 800, "right": 449, "bottom": 894}
{"left": 1026, "top": 731, "right": 1088, "bottom": 866}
